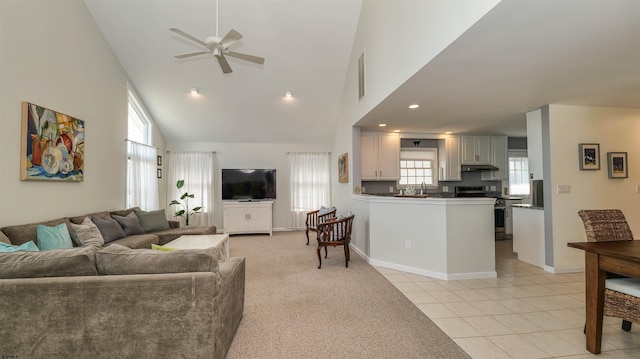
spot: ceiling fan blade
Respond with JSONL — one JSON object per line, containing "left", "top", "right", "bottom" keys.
{"left": 219, "top": 29, "right": 243, "bottom": 48}
{"left": 174, "top": 51, "right": 211, "bottom": 59}
{"left": 169, "top": 27, "right": 208, "bottom": 47}
{"left": 225, "top": 51, "right": 265, "bottom": 65}
{"left": 216, "top": 54, "right": 233, "bottom": 74}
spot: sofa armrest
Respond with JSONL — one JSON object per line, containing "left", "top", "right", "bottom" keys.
{"left": 168, "top": 220, "right": 180, "bottom": 229}
{"left": 215, "top": 257, "right": 246, "bottom": 358}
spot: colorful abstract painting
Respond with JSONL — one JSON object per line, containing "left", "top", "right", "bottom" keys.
{"left": 20, "top": 102, "right": 85, "bottom": 181}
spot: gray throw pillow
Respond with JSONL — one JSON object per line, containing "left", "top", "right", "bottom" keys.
{"left": 112, "top": 212, "right": 145, "bottom": 236}
{"left": 0, "top": 246, "right": 99, "bottom": 279}
{"left": 70, "top": 217, "right": 105, "bottom": 247}
{"left": 92, "top": 216, "right": 126, "bottom": 243}
{"left": 134, "top": 209, "right": 170, "bottom": 232}
{"left": 95, "top": 244, "right": 218, "bottom": 275}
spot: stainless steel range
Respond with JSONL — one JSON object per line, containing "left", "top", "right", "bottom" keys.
{"left": 455, "top": 186, "right": 505, "bottom": 240}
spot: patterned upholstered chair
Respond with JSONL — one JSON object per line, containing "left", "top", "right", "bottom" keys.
{"left": 305, "top": 206, "right": 336, "bottom": 245}
{"left": 316, "top": 214, "right": 354, "bottom": 269}
{"left": 578, "top": 209, "right": 640, "bottom": 332}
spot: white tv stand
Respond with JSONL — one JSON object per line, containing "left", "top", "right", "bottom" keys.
{"left": 223, "top": 201, "right": 273, "bottom": 236}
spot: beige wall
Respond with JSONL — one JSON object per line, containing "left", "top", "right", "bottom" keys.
{"left": 547, "top": 105, "right": 640, "bottom": 271}
{"left": 0, "top": 0, "right": 165, "bottom": 227}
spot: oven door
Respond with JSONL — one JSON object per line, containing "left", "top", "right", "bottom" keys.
{"left": 494, "top": 206, "right": 506, "bottom": 240}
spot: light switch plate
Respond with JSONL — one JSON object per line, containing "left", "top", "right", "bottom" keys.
{"left": 558, "top": 185, "right": 571, "bottom": 194}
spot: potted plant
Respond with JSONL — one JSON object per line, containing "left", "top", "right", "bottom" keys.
{"left": 169, "top": 180, "right": 202, "bottom": 225}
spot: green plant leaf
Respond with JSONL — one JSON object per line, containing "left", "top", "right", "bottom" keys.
{"left": 180, "top": 193, "right": 188, "bottom": 200}
{"left": 187, "top": 194, "right": 195, "bottom": 198}
{"left": 175, "top": 209, "right": 185, "bottom": 216}
{"left": 192, "top": 207, "right": 202, "bottom": 212}
{"left": 169, "top": 200, "right": 181, "bottom": 205}
{"left": 176, "top": 180, "right": 184, "bottom": 189}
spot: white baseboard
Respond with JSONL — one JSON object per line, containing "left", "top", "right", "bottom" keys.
{"left": 367, "top": 258, "right": 497, "bottom": 281}
{"left": 543, "top": 265, "right": 584, "bottom": 274}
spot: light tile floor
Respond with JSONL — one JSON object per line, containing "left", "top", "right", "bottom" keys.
{"left": 375, "top": 240, "right": 640, "bottom": 358}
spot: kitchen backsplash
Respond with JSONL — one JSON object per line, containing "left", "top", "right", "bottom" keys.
{"left": 362, "top": 171, "right": 503, "bottom": 196}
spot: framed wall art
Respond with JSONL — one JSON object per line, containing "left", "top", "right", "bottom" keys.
{"left": 20, "top": 102, "right": 84, "bottom": 181}
{"left": 578, "top": 143, "right": 600, "bottom": 171}
{"left": 607, "top": 152, "right": 628, "bottom": 179}
{"left": 338, "top": 153, "right": 348, "bottom": 183}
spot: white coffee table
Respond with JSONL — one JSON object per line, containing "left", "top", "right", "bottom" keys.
{"left": 163, "top": 234, "right": 230, "bottom": 261}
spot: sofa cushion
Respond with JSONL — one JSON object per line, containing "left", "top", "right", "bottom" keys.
{"left": 0, "top": 241, "right": 39, "bottom": 253}
{"left": 134, "top": 209, "right": 170, "bottom": 232}
{"left": 0, "top": 246, "right": 99, "bottom": 279}
{"left": 1, "top": 218, "right": 72, "bottom": 247}
{"left": 112, "top": 212, "right": 145, "bottom": 236}
{"left": 92, "top": 216, "right": 126, "bottom": 243}
{"left": 107, "top": 233, "right": 159, "bottom": 249}
{"left": 69, "top": 211, "right": 110, "bottom": 225}
{"left": 70, "top": 217, "right": 105, "bottom": 247}
{"left": 96, "top": 244, "right": 218, "bottom": 275}
{"left": 109, "top": 207, "right": 140, "bottom": 218}
{"left": 37, "top": 223, "right": 74, "bottom": 251}
{"left": 0, "top": 231, "right": 11, "bottom": 244}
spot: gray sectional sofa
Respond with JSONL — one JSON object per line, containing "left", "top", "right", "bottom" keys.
{"left": 0, "top": 208, "right": 245, "bottom": 358}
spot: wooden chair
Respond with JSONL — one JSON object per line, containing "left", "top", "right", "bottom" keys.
{"left": 305, "top": 207, "right": 336, "bottom": 245}
{"left": 316, "top": 214, "right": 354, "bottom": 269}
{"left": 578, "top": 209, "right": 640, "bottom": 332}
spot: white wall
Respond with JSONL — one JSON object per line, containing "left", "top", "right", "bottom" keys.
{"left": 167, "top": 142, "right": 330, "bottom": 231}
{"left": 332, "top": 0, "right": 499, "bottom": 253}
{"left": 547, "top": 105, "right": 640, "bottom": 271}
{"left": 0, "top": 0, "right": 165, "bottom": 227}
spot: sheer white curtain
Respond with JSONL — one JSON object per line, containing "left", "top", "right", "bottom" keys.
{"left": 165, "top": 152, "right": 216, "bottom": 226}
{"left": 126, "top": 141, "right": 159, "bottom": 210}
{"left": 289, "top": 152, "right": 331, "bottom": 229}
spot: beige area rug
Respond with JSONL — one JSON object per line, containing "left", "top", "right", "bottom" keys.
{"left": 225, "top": 231, "right": 470, "bottom": 359}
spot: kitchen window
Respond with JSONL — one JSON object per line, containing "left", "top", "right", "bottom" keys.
{"left": 399, "top": 149, "right": 437, "bottom": 187}
{"left": 508, "top": 150, "right": 530, "bottom": 196}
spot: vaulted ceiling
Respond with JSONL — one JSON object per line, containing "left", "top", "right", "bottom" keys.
{"left": 84, "top": 0, "right": 640, "bottom": 144}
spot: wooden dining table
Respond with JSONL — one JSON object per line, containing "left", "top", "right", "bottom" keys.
{"left": 567, "top": 240, "right": 640, "bottom": 354}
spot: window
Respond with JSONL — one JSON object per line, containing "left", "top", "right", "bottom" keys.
{"left": 399, "top": 149, "right": 437, "bottom": 187}
{"left": 289, "top": 152, "right": 331, "bottom": 229}
{"left": 127, "top": 87, "right": 150, "bottom": 144}
{"left": 126, "top": 85, "right": 158, "bottom": 210}
{"left": 508, "top": 150, "right": 530, "bottom": 196}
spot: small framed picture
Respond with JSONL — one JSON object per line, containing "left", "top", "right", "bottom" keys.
{"left": 607, "top": 152, "right": 628, "bottom": 179}
{"left": 579, "top": 143, "right": 600, "bottom": 170}
{"left": 338, "top": 152, "right": 348, "bottom": 183}
{"left": 157, "top": 168, "right": 162, "bottom": 179}
{"left": 157, "top": 155, "right": 162, "bottom": 166}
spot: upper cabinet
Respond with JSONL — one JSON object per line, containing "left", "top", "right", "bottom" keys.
{"left": 361, "top": 132, "right": 400, "bottom": 181}
{"left": 481, "top": 135, "right": 508, "bottom": 181}
{"left": 461, "top": 135, "right": 491, "bottom": 164}
{"left": 438, "top": 135, "right": 461, "bottom": 181}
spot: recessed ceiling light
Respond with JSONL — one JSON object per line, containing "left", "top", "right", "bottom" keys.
{"left": 190, "top": 87, "right": 199, "bottom": 94}
{"left": 445, "top": 131, "right": 452, "bottom": 134}
{"left": 393, "top": 129, "right": 400, "bottom": 133}
{"left": 378, "top": 123, "right": 387, "bottom": 127}
{"left": 409, "top": 104, "right": 419, "bottom": 109}
{"left": 285, "top": 91, "right": 292, "bottom": 98}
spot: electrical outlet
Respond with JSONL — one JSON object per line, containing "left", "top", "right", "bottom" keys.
{"left": 405, "top": 240, "right": 411, "bottom": 249}
{"left": 362, "top": 186, "right": 366, "bottom": 193}
{"left": 442, "top": 186, "right": 448, "bottom": 192}
{"left": 389, "top": 186, "right": 394, "bottom": 193}
{"left": 557, "top": 185, "right": 571, "bottom": 194}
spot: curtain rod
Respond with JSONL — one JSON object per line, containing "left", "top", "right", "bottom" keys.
{"left": 165, "top": 150, "right": 216, "bottom": 153}
{"left": 286, "top": 152, "right": 331, "bottom": 154}
{"left": 124, "top": 138, "right": 158, "bottom": 149}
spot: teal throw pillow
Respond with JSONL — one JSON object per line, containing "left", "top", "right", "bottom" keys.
{"left": 36, "top": 223, "right": 73, "bottom": 251}
{"left": 0, "top": 241, "right": 40, "bottom": 253}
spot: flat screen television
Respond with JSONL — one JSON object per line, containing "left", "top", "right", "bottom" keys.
{"left": 221, "top": 169, "right": 276, "bottom": 200}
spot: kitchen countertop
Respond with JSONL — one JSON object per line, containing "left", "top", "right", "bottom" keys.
{"left": 512, "top": 203, "right": 544, "bottom": 210}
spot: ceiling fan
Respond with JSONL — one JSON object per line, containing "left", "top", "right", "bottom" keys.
{"left": 169, "top": 0, "right": 264, "bottom": 74}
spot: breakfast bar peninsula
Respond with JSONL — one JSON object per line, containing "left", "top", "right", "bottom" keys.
{"left": 352, "top": 195, "right": 496, "bottom": 280}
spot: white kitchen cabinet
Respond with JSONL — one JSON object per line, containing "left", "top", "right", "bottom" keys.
{"left": 481, "top": 135, "right": 508, "bottom": 180}
{"left": 512, "top": 206, "right": 545, "bottom": 268}
{"left": 438, "top": 135, "right": 461, "bottom": 181}
{"left": 461, "top": 135, "right": 491, "bottom": 164}
{"left": 223, "top": 201, "right": 273, "bottom": 235}
{"left": 360, "top": 132, "right": 400, "bottom": 181}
